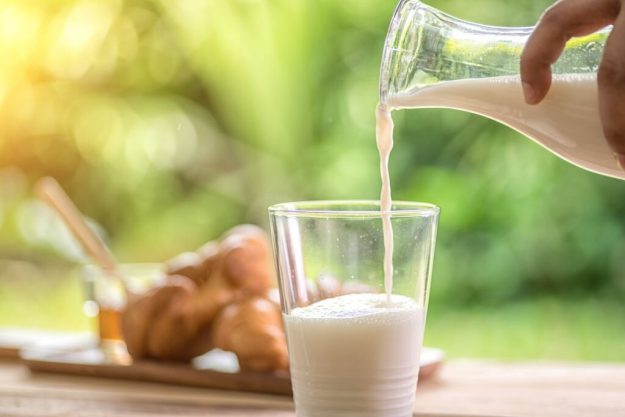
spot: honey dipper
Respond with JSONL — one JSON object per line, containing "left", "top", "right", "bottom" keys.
{"left": 35, "top": 177, "right": 127, "bottom": 290}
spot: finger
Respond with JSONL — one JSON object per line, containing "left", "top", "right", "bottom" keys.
{"left": 521, "top": 0, "right": 618, "bottom": 104}
{"left": 598, "top": 10, "right": 625, "bottom": 169}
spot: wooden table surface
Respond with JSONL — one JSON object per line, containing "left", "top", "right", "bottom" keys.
{"left": 2, "top": 358, "right": 624, "bottom": 417}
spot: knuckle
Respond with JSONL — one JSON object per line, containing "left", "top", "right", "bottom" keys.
{"left": 598, "top": 58, "right": 625, "bottom": 88}
{"left": 540, "top": 6, "right": 565, "bottom": 27}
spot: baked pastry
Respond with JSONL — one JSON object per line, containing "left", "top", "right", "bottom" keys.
{"left": 122, "top": 225, "right": 276, "bottom": 363}
{"left": 212, "top": 296, "right": 289, "bottom": 371}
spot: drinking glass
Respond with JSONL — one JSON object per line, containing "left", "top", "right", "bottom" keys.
{"left": 269, "top": 200, "right": 439, "bottom": 417}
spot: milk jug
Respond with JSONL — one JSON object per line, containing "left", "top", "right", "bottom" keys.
{"left": 379, "top": 0, "right": 622, "bottom": 180}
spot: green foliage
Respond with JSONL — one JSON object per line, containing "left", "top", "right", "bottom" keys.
{"left": 425, "top": 297, "right": 625, "bottom": 361}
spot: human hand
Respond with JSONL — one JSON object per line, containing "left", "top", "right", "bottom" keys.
{"left": 520, "top": 0, "right": 625, "bottom": 169}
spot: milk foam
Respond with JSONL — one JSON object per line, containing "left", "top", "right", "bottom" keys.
{"left": 285, "top": 293, "right": 423, "bottom": 417}
{"left": 290, "top": 292, "right": 418, "bottom": 320}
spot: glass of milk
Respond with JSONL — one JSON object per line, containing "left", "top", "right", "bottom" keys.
{"left": 269, "top": 200, "right": 439, "bottom": 417}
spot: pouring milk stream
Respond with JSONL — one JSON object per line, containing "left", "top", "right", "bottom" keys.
{"left": 376, "top": 105, "right": 395, "bottom": 304}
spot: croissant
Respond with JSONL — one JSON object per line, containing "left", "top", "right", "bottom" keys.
{"left": 212, "top": 296, "right": 289, "bottom": 372}
{"left": 121, "top": 225, "right": 279, "bottom": 364}
{"left": 121, "top": 275, "right": 216, "bottom": 361}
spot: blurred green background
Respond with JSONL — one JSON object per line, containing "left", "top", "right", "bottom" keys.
{"left": 1, "top": 0, "right": 624, "bottom": 361}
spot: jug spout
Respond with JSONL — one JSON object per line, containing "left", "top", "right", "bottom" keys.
{"left": 379, "top": 0, "right": 607, "bottom": 105}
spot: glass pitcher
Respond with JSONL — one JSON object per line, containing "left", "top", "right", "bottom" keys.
{"left": 379, "top": 0, "right": 623, "bottom": 180}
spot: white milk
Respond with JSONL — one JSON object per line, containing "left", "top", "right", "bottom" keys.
{"left": 387, "top": 74, "right": 625, "bottom": 180}
{"left": 284, "top": 293, "right": 422, "bottom": 417}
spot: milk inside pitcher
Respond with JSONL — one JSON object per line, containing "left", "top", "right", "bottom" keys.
{"left": 379, "top": 0, "right": 623, "bottom": 180}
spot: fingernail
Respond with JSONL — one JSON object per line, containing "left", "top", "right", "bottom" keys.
{"left": 522, "top": 82, "right": 537, "bottom": 104}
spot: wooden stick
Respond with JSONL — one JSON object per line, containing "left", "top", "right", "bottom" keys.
{"left": 35, "top": 177, "right": 121, "bottom": 277}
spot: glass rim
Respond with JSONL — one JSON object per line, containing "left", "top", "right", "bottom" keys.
{"left": 268, "top": 200, "right": 440, "bottom": 218}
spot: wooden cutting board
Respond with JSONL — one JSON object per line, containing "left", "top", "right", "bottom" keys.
{"left": 21, "top": 344, "right": 444, "bottom": 396}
